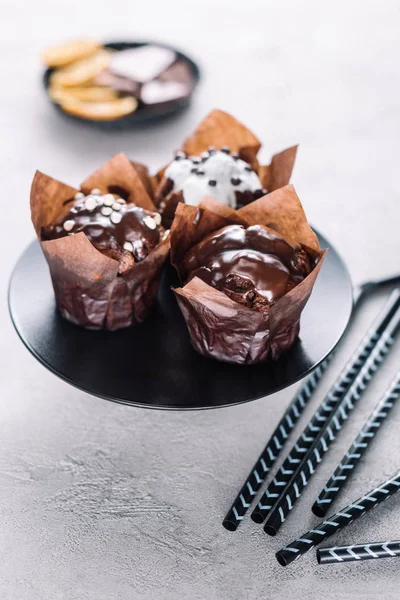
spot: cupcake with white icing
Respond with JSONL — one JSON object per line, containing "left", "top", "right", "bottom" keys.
{"left": 153, "top": 109, "right": 298, "bottom": 226}
{"left": 156, "top": 147, "right": 266, "bottom": 226}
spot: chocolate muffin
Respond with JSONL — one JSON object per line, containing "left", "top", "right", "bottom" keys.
{"left": 171, "top": 185, "right": 326, "bottom": 365}
{"left": 156, "top": 147, "right": 266, "bottom": 225}
{"left": 43, "top": 189, "right": 165, "bottom": 275}
{"left": 182, "top": 224, "right": 313, "bottom": 315}
{"left": 30, "top": 154, "right": 171, "bottom": 330}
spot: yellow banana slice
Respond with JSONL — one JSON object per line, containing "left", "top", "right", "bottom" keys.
{"left": 51, "top": 50, "right": 112, "bottom": 87}
{"left": 59, "top": 95, "right": 138, "bottom": 121}
{"left": 49, "top": 84, "right": 119, "bottom": 103}
{"left": 41, "top": 39, "right": 101, "bottom": 68}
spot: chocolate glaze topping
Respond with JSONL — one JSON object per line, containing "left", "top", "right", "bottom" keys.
{"left": 183, "top": 224, "right": 313, "bottom": 314}
{"left": 43, "top": 191, "right": 165, "bottom": 274}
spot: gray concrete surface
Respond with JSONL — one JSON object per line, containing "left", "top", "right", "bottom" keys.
{"left": 1, "top": 1, "right": 400, "bottom": 598}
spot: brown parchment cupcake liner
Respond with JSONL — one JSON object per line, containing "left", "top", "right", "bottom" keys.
{"left": 30, "top": 154, "right": 170, "bottom": 330}
{"left": 182, "top": 109, "right": 262, "bottom": 167}
{"left": 171, "top": 184, "right": 326, "bottom": 364}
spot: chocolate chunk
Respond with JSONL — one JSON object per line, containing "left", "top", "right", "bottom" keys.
{"left": 119, "top": 250, "right": 136, "bottom": 275}
{"left": 94, "top": 71, "right": 141, "bottom": 95}
{"left": 231, "top": 177, "right": 241, "bottom": 186}
{"left": 208, "top": 179, "right": 217, "bottom": 187}
{"left": 157, "top": 59, "right": 194, "bottom": 86}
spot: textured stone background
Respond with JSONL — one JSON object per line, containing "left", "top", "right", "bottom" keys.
{"left": 1, "top": 1, "right": 400, "bottom": 598}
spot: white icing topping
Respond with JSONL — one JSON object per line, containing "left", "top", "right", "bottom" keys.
{"left": 163, "top": 150, "right": 263, "bottom": 208}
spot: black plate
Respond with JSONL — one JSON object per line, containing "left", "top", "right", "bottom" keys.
{"left": 43, "top": 40, "right": 201, "bottom": 129}
{"left": 8, "top": 232, "right": 353, "bottom": 410}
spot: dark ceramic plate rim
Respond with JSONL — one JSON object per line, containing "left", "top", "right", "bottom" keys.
{"left": 43, "top": 40, "right": 201, "bottom": 126}
{"left": 8, "top": 230, "right": 354, "bottom": 411}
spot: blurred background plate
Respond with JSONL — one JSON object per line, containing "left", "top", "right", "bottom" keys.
{"left": 8, "top": 230, "right": 353, "bottom": 410}
{"left": 43, "top": 40, "right": 201, "bottom": 129}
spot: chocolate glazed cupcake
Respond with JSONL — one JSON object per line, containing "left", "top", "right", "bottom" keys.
{"left": 30, "top": 153, "right": 170, "bottom": 330}
{"left": 171, "top": 185, "right": 327, "bottom": 365}
{"left": 183, "top": 225, "right": 313, "bottom": 313}
{"left": 153, "top": 109, "right": 298, "bottom": 226}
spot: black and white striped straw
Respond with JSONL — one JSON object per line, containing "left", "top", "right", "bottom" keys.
{"left": 222, "top": 360, "right": 330, "bottom": 531}
{"left": 264, "top": 305, "right": 400, "bottom": 536}
{"left": 251, "top": 289, "right": 400, "bottom": 524}
{"left": 317, "top": 540, "right": 400, "bottom": 564}
{"left": 313, "top": 371, "right": 400, "bottom": 517}
{"left": 276, "top": 471, "right": 400, "bottom": 566}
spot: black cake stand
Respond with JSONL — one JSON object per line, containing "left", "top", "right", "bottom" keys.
{"left": 8, "top": 230, "right": 353, "bottom": 410}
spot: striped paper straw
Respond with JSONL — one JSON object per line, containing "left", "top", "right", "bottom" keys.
{"left": 251, "top": 289, "right": 400, "bottom": 524}
{"left": 222, "top": 360, "right": 330, "bottom": 531}
{"left": 317, "top": 540, "right": 400, "bottom": 564}
{"left": 313, "top": 371, "right": 400, "bottom": 516}
{"left": 276, "top": 471, "right": 400, "bottom": 566}
{"left": 264, "top": 305, "right": 400, "bottom": 536}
